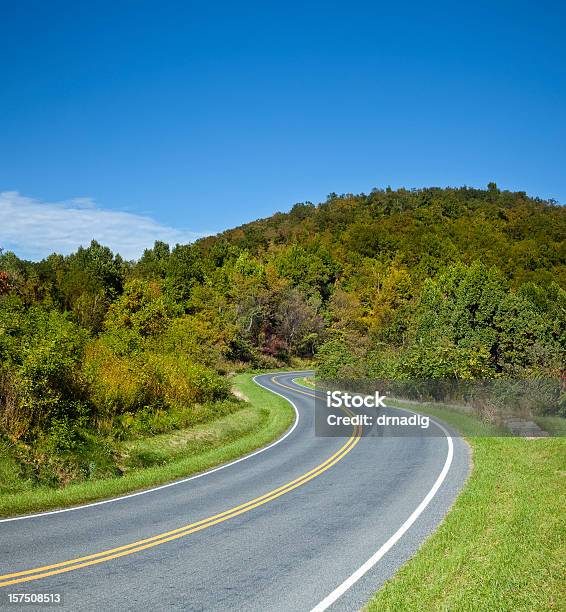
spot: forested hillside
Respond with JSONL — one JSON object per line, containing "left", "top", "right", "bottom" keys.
{"left": 1, "top": 185, "right": 564, "bottom": 486}
{"left": 201, "top": 184, "right": 565, "bottom": 379}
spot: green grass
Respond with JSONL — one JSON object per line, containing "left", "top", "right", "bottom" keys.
{"left": 0, "top": 373, "right": 295, "bottom": 518}
{"left": 0, "top": 439, "right": 28, "bottom": 496}
{"left": 293, "top": 375, "right": 315, "bottom": 389}
{"left": 366, "top": 401, "right": 566, "bottom": 611}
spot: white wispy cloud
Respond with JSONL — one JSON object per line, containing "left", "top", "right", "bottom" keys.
{"left": 0, "top": 191, "right": 208, "bottom": 261}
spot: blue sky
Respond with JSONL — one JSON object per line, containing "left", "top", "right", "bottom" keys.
{"left": 1, "top": 0, "right": 565, "bottom": 259}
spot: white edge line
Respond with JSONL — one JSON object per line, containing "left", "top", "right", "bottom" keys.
{"left": 0, "top": 372, "right": 305, "bottom": 524}
{"left": 310, "top": 406, "right": 454, "bottom": 612}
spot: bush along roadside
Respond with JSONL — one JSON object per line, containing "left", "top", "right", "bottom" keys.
{"left": 0, "top": 372, "right": 295, "bottom": 518}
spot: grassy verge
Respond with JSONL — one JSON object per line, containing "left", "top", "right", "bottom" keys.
{"left": 366, "top": 400, "right": 566, "bottom": 611}
{"left": 0, "top": 372, "right": 295, "bottom": 518}
{"left": 294, "top": 375, "right": 315, "bottom": 389}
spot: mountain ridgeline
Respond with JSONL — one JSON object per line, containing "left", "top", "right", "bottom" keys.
{"left": 0, "top": 185, "right": 564, "bottom": 485}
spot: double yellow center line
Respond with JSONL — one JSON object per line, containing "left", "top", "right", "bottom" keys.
{"left": 0, "top": 377, "right": 361, "bottom": 587}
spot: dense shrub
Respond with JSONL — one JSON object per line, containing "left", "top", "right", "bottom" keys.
{"left": 316, "top": 340, "right": 364, "bottom": 379}
{"left": 84, "top": 342, "right": 229, "bottom": 430}
{"left": 0, "top": 300, "right": 88, "bottom": 439}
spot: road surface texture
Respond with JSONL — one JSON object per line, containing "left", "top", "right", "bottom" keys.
{"left": 0, "top": 372, "right": 470, "bottom": 611}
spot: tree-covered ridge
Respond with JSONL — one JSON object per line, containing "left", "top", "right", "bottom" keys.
{"left": 203, "top": 185, "right": 565, "bottom": 288}
{"left": 0, "top": 185, "right": 564, "bottom": 485}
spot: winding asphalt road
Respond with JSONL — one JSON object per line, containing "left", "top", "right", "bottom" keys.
{"left": 0, "top": 372, "right": 470, "bottom": 611}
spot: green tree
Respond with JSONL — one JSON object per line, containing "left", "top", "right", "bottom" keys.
{"left": 61, "top": 240, "right": 125, "bottom": 331}
{"left": 105, "top": 280, "right": 173, "bottom": 335}
{"left": 136, "top": 241, "right": 171, "bottom": 279}
{"left": 165, "top": 244, "right": 205, "bottom": 303}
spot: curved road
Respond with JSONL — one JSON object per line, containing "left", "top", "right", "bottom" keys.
{"left": 0, "top": 372, "right": 470, "bottom": 611}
